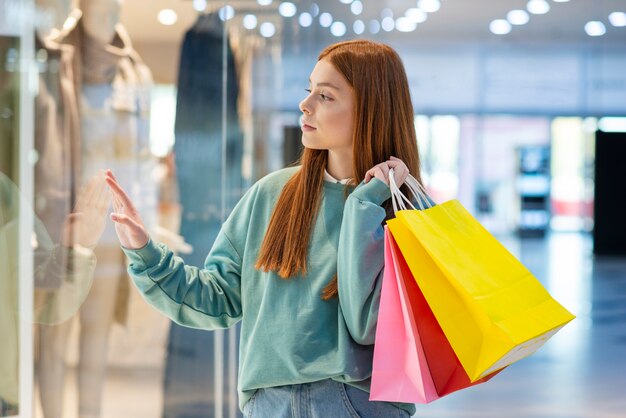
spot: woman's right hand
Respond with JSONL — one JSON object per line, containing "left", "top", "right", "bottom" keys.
{"left": 105, "top": 169, "right": 150, "bottom": 249}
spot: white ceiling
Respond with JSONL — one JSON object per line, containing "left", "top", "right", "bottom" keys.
{"left": 120, "top": 0, "right": 626, "bottom": 45}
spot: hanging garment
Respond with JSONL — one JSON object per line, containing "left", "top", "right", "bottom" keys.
{"left": 166, "top": 13, "right": 244, "bottom": 418}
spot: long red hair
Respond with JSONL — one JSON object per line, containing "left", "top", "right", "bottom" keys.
{"left": 255, "top": 40, "right": 421, "bottom": 299}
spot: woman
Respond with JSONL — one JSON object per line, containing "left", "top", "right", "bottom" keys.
{"left": 106, "top": 39, "right": 421, "bottom": 417}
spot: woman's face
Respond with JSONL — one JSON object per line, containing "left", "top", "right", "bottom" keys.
{"left": 299, "top": 59, "right": 355, "bottom": 154}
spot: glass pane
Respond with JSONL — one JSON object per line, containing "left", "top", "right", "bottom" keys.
{"left": 0, "top": 33, "right": 21, "bottom": 417}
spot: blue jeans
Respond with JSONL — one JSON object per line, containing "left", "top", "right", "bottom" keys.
{"left": 243, "top": 379, "right": 411, "bottom": 418}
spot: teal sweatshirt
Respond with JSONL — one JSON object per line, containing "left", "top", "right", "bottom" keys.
{"left": 122, "top": 166, "right": 416, "bottom": 416}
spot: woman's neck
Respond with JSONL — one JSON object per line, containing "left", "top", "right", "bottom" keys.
{"left": 326, "top": 149, "right": 353, "bottom": 181}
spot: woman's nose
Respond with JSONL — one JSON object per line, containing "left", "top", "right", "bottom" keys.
{"left": 299, "top": 97, "right": 312, "bottom": 115}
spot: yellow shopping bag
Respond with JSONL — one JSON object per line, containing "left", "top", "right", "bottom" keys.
{"left": 386, "top": 173, "right": 575, "bottom": 382}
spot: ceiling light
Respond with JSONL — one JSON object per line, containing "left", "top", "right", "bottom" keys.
{"left": 507, "top": 9, "right": 530, "bottom": 25}
{"left": 310, "top": 3, "right": 320, "bottom": 17}
{"left": 395, "top": 17, "right": 417, "bottom": 32}
{"left": 406, "top": 8, "right": 427, "bottom": 23}
{"left": 243, "top": 14, "right": 258, "bottom": 29}
{"left": 331, "top": 21, "right": 347, "bottom": 36}
{"left": 552, "top": 0, "right": 570, "bottom": 2}
{"left": 353, "top": 19, "right": 365, "bottom": 34}
{"left": 319, "top": 12, "right": 333, "bottom": 27}
{"left": 369, "top": 19, "right": 381, "bottom": 34}
{"left": 350, "top": 1, "right": 363, "bottom": 15}
{"left": 192, "top": 0, "right": 207, "bottom": 12}
{"left": 219, "top": 5, "right": 235, "bottom": 21}
{"left": 584, "top": 21, "right": 606, "bottom": 36}
{"left": 418, "top": 0, "right": 441, "bottom": 13}
{"left": 157, "top": 9, "right": 177, "bottom": 26}
{"left": 381, "top": 16, "right": 395, "bottom": 32}
{"left": 299, "top": 12, "right": 313, "bottom": 27}
{"left": 260, "top": 22, "right": 276, "bottom": 37}
{"left": 490, "top": 19, "right": 512, "bottom": 35}
{"left": 339, "top": 0, "right": 353, "bottom": 4}
{"left": 257, "top": 0, "right": 272, "bottom": 6}
{"left": 381, "top": 8, "right": 393, "bottom": 19}
{"left": 279, "top": 2, "right": 297, "bottom": 17}
{"left": 527, "top": 0, "right": 550, "bottom": 15}
{"left": 609, "top": 12, "right": 626, "bottom": 27}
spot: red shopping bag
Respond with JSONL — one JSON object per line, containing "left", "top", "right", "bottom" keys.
{"left": 370, "top": 227, "right": 500, "bottom": 403}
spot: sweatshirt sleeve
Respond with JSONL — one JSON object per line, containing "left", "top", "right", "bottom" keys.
{"left": 337, "top": 178, "right": 391, "bottom": 345}
{"left": 121, "top": 184, "right": 259, "bottom": 330}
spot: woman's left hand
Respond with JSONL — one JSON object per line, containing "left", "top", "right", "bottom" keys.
{"left": 364, "top": 156, "right": 409, "bottom": 187}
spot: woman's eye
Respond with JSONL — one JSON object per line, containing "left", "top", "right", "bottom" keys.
{"left": 319, "top": 93, "right": 331, "bottom": 101}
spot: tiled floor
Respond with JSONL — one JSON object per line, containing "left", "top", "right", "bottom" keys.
{"left": 33, "top": 232, "right": 626, "bottom": 418}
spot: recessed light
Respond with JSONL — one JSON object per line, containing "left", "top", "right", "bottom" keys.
{"left": 350, "top": 1, "right": 363, "bottom": 16}
{"left": 243, "top": 14, "right": 258, "bottom": 30}
{"left": 218, "top": 5, "right": 235, "bottom": 21}
{"left": 192, "top": 0, "right": 207, "bottom": 12}
{"left": 527, "top": 0, "right": 550, "bottom": 15}
{"left": 310, "top": 3, "right": 320, "bottom": 17}
{"left": 369, "top": 19, "right": 381, "bottom": 34}
{"left": 396, "top": 17, "right": 417, "bottom": 32}
{"left": 319, "top": 12, "right": 333, "bottom": 27}
{"left": 298, "top": 12, "right": 313, "bottom": 27}
{"left": 279, "top": 2, "right": 297, "bottom": 18}
{"left": 381, "top": 16, "right": 395, "bottom": 32}
{"left": 584, "top": 21, "right": 606, "bottom": 36}
{"left": 331, "top": 21, "right": 347, "bottom": 37}
{"left": 381, "top": 8, "right": 393, "bottom": 19}
{"left": 353, "top": 19, "right": 365, "bottom": 34}
{"left": 406, "top": 8, "right": 428, "bottom": 23}
{"left": 418, "top": 0, "right": 441, "bottom": 13}
{"left": 260, "top": 22, "right": 276, "bottom": 37}
{"left": 609, "top": 12, "right": 626, "bottom": 27}
{"left": 490, "top": 19, "right": 512, "bottom": 35}
{"left": 157, "top": 9, "right": 177, "bottom": 26}
{"left": 508, "top": 10, "right": 530, "bottom": 25}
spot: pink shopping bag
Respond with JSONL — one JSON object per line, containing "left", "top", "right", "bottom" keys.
{"left": 370, "top": 227, "right": 438, "bottom": 403}
{"left": 370, "top": 227, "right": 500, "bottom": 403}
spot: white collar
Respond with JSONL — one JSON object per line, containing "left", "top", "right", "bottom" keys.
{"left": 324, "top": 169, "right": 352, "bottom": 185}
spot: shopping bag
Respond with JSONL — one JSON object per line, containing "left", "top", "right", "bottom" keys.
{"left": 370, "top": 227, "right": 500, "bottom": 403}
{"left": 370, "top": 226, "right": 437, "bottom": 403}
{"left": 386, "top": 171, "right": 575, "bottom": 382}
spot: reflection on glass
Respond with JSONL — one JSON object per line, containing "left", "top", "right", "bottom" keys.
{"left": 31, "top": 0, "right": 161, "bottom": 415}
{"left": 0, "top": 32, "right": 21, "bottom": 417}
{"left": 0, "top": 171, "right": 109, "bottom": 417}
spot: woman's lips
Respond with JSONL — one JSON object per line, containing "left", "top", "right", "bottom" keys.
{"left": 301, "top": 123, "right": 316, "bottom": 131}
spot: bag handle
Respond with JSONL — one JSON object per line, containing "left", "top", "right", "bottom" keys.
{"left": 388, "top": 168, "right": 434, "bottom": 214}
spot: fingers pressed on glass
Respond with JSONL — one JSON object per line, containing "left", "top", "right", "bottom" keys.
{"left": 106, "top": 176, "right": 136, "bottom": 211}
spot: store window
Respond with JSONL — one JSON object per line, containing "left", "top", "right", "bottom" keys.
{"left": 550, "top": 117, "right": 595, "bottom": 232}
{"left": 5, "top": 1, "right": 625, "bottom": 418}
{"left": 415, "top": 115, "right": 460, "bottom": 203}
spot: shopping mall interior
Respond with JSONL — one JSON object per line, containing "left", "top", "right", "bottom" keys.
{"left": 1, "top": 0, "right": 625, "bottom": 417}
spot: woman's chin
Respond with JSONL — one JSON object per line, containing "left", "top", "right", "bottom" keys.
{"left": 301, "top": 139, "right": 325, "bottom": 150}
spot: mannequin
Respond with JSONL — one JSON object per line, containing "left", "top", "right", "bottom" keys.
{"left": 36, "top": 1, "right": 155, "bottom": 418}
